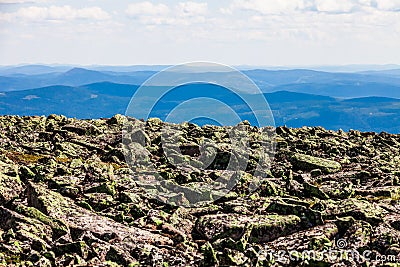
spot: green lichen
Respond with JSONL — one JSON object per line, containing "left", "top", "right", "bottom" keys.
{"left": 291, "top": 153, "right": 342, "bottom": 174}
{"left": 201, "top": 242, "right": 219, "bottom": 266}
{"left": 86, "top": 181, "right": 117, "bottom": 196}
{"left": 15, "top": 205, "right": 68, "bottom": 238}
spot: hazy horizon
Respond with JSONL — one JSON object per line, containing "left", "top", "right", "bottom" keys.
{"left": 1, "top": 0, "right": 400, "bottom": 66}
{"left": 1, "top": 63, "right": 400, "bottom": 73}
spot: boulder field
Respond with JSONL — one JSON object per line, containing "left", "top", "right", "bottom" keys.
{"left": 0, "top": 115, "right": 400, "bottom": 266}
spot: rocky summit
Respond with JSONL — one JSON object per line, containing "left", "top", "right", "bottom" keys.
{"left": 0, "top": 115, "right": 400, "bottom": 266}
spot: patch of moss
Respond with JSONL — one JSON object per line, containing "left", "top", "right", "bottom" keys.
{"left": 110, "top": 162, "right": 124, "bottom": 171}
{"left": 153, "top": 218, "right": 163, "bottom": 226}
{"left": 55, "top": 157, "right": 71, "bottom": 164}
{"left": 6, "top": 151, "right": 46, "bottom": 164}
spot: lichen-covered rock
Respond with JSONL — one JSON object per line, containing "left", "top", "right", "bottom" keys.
{"left": 355, "top": 186, "right": 400, "bottom": 199}
{"left": 1, "top": 115, "right": 400, "bottom": 266}
{"left": 291, "top": 153, "right": 342, "bottom": 173}
{"left": 196, "top": 213, "right": 302, "bottom": 243}
{"left": 262, "top": 223, "right": 340, "bottom": 265}
{"left": 13, "top": 204, "right": 69, "bottom": 239}
{"left": 107, "top": 114, "right": 126, "bottom": 125}
{"left": 319, "top": 180, "right": 355, "bottom": 199}
{"left": 0, "top": 160, "right": 23, "bottom": 205}
{"left": 26, "top": 182, "right": 173, "bottom": 247}
{"left": 343, "top": 220, "right": 372, "bottom": 251}
{"left": 266, "top": 198, "right": 324, "bottom": 226}
{"left": 316, "top": 198, "right": 387, "bottom": 225}
{"left": 0, "top": 207, "right": 54, "bottom": 265}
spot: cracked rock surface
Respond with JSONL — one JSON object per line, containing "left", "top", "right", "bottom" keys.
{"left": 0, "top": 115, "right": 400, "bottom": 266}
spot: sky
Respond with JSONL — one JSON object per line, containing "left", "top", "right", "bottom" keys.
{"left": 0, "top": 0, "right": 400, "bottom": 66}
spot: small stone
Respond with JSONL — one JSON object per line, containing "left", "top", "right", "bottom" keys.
{"left": 291, "top": 153, "right": 342, "bottom": 174}
{"left": 108, "top": 114, "right": 126, "bottom": 125}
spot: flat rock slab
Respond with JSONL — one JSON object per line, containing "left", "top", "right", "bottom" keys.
{"left": 196, "top": 213, "right": 302, "bottom": 243}
{"left": 0, "top": 161, "right": 23, "bottom": 205}
{"left": 265, "top": 222, "right": 338, "bottom": 251}
{"left": 26, "top": 182, "right": 173, "bottom": 247}
{"left": 291, "top": 153, "right": 341, "bottom": 173}
{"left": 355, "top": 186, "right": 400, "bottom": 199}
{"left": 262, "top": 223, "right": 340, "bottom": 266}
{"left": 318, "top": 198, "right": 387, "bottom": 225}
{"left": 0, "top": 207, "right": 53, "bottom": 253}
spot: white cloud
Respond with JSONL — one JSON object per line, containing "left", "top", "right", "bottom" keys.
{"left": 1, "top": 1, "right": 399, "bottom": 65}
{"left": 376, "top": 0, "right": 400, "bottom": 11}
{"left": 0, "top": 0, "right": 47, "bottom": 3}
{"left": 0, "top": 5, "right": 110, "bottom": 21}
{"left": 125, "top": 1, "right": 171, "bottom": 25}
{"left": 224, "top": 0, "right": 400, "bottom": 15}
{"left": 224, "top": 0, "right": 311, "bottom": 15}
{"left": 126, "top": 1, "right": 208, "bottom": 26}
{"left": 176, "top": 2, "right": 208, "bottom": 17}
{"left": 126, "top": 2, "right": 170, "bottom": 17}
{"left": 314, "top": 0, "right": 356, "bottom": 13}
{"left": 73, "top": 7, "right": 110, "bottom": 20}
{"left": 213, "top": 1, "right": 400, "bottom": 46}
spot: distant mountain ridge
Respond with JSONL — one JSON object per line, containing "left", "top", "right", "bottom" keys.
{"left": 0, "top": 68, "right": 155, "bottom": 91}
{"left": 1, "top": 66, "right": 400, "bottom": 99}
{"left": 2, "top": 64, "right": 400, "bottom": 74}
{"left": 1, "top": 82, "right": 400, "bottom": 133}
{"left": 1, "top": 65, "right": 400, "bottom": 132}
